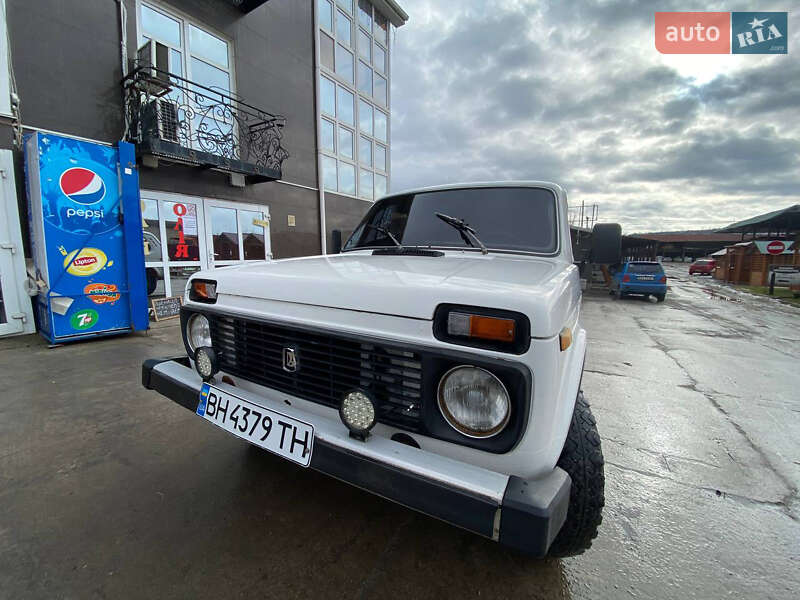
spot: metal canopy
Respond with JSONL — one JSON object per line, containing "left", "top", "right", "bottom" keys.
{"left": 717, "top": 204, "right": 800, "bottom": 233}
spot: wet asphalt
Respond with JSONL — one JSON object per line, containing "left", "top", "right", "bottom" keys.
{"left": 0, "top": 263, "right": 798, "bottom": 599}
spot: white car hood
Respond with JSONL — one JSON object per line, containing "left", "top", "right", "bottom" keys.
{"left": 210, "top": 252, "right": 577, "bottom": 338}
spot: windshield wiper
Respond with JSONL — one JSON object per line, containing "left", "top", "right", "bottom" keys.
{"left": 435, "top": 212, "right": 488, "bottom": 255}
{"left": 366, "top": 224, "right": 402, "bottom": 248}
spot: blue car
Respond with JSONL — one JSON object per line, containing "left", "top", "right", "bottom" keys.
{"left": 611, "top": 262, "right": 667, "bottom": 302}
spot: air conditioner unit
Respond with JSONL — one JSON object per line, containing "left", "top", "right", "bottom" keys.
{"left": 137, "top": 40, "right": 171, "bottom": 95}
{"left": 142, "top": 99, "right": 180, "bottom": 143}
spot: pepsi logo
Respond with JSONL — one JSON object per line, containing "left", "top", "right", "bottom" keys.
{"left": 59, "top": 167, "right": 106, "bottom": 205}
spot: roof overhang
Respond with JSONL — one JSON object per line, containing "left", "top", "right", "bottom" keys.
{"left": 224, "top": 0, "right": 270, "bottom": 14}
{"left": 373, "top": 0, "right": 409, "bottom": 27}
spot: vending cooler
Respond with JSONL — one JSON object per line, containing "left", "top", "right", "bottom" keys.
{"left": 25, "top": 132, "right": 149, "bottom": 344}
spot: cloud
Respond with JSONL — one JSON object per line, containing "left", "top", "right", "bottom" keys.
{"left": 390, "top": 0, "right": 800, "bottom": 232}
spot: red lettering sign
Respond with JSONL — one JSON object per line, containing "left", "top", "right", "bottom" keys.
{"left": 655, "top": 12, "right": 731, "bottom": 54}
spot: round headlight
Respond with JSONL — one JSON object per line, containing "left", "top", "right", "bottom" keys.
{"left": 187, "top": 314, "right": 212, "bottom": 352}
{"left": 437, "top": 366, "right": 510, "bottom": 438}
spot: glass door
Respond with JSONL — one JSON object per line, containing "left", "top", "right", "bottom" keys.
{"left": 141, "top": 193, "right": 208, "bottom": 298}
{"left": 204, "top": 199, "right": 271, "bottom": 269}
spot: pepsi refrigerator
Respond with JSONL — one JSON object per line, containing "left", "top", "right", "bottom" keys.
{"left": 25, "top": 132, "right": 149, "bottom": 344}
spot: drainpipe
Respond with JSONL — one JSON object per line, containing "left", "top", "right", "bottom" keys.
{"left": 311, "top": 2, "right": 327, "bottom": 255}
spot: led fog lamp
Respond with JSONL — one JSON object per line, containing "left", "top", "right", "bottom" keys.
{"left": 339, "top": 390, "right": 377, "bottom": 441}
{"left": 187, "top": 314, "right": 212, "bottom": 351}
{"left": 194, "top": 347, "right": 218, "bottom": 381}
{"left": 437, "top": 366, "right": 510, "bottom": 438}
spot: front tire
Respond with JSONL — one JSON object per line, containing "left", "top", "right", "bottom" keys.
{"left": 548, "top": 392, "right": 605, "bottom": 557}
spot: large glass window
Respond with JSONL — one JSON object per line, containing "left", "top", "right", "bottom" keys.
{"left": 336, "top": 10, "right": 352, "bottom": 46}
{"left": 359, "top": 99, "right": 373, "bottom": 135}
{"left": 374, "top": 73, "right": 386, "bottom": 105}
{"left": 335, "top": 44, "right": 354, "bottom": 83}
{"left": 374, "top": 109, "right": 387, "bottom": 141}
{"left": 359, "top": 169, "right": 373, "bottom": 200}
{"left": 338, "top": 126, "right": 354, "bottom": 159}
{"left": 320, "top": 76, "right": 336, "bottom": 115}
{"left": 339, "top": 162, "right": 356, "bottom": 195}
{"left": 359, "top": 136, "right": 372, "bottom": 166}
{"left": 141, "top": 5, "right": 181, "bottom": 47}
{"left": 358, "top": 61, "right": 372, "bottom": 95}
{"left": 375, "top": 144, "right": 386, "bottom": 171}
{"left": 322, "top": 155, "right": 338, "bottom": 191}
{"left": 320, "top": 32, "right": 335, "bottom": 70}
{"left": 318, "top": 0, "right": 392, "bottom": 199}
{"left": 337, "top": 86, "right": 354, "bottom": 124}
{"left": 319, "top": 0, "right": 333, "bottom": 31}
{"left": 321, "top": 119, "right": 335, "bottom": 152}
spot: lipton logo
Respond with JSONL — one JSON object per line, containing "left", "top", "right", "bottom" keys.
{"left": 84, "top": 283, "right": 121, "bottom": 305}
{"left": 74, "top": 256, "right": 97, "bottom": 267}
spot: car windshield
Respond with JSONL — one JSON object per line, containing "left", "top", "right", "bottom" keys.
{"left": 343, "top": 187, "right": 558, "bottom": 254}
{"left": 628, "top": 262, "right": 664, "bottom": 274}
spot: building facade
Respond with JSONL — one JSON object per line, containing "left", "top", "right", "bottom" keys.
{"left": 0, "top": 0, "right": 406, "bottom": 314}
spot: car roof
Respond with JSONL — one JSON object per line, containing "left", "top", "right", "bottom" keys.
{"left": 378, "top": 180, "right": 566, "bottom": 201}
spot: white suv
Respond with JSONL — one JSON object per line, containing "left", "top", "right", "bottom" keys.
{"left": 142, "top": 182, "right": 606, "bottom": 557}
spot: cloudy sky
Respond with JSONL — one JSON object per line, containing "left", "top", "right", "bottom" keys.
{"left": 389, "top": 1, "right": 799, "bottom": 233}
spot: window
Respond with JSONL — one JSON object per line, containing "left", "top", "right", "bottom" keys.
{"left": 374, "top": 43, "right": 386, "bottom": 72}
{"left": 322, "top": 155, "right": 338, "bottom": 191}
{"left": 319, "top": 0, "right": 333, "bottom": 31}
{"left": 320, "top": 32, "right": 334, "bottom": 70}
{"left": 318, "top": 0, "right": 391, "bottom": 199}
{"left": 320, "top": 76, "right": 336, "bottom": 115}
{"left": 140, "top": 3, "right": 234, "bottom": 151}
{"left": 339, "top": 127, "right": 354, "bottom": 159}
{"left": 335, "top": 44, "right": 354, "bottom": 83}
{"left": 336, "top": 10, "right": 352, "bottom": 46}
{"left": 374, "top": 73, "right": 386, "bottom": 104}
{"left": 337, "top": 87, "right": 355, "bottom": 124}
{"left": 375, "top": 144, "right": 386, "bottom": 171}
{"left": 339, "top": 162, "right": 356, "bottom": 195}
{"left": 359, "top": 169, "right": 373, "bottom": 200}
{"left": 358, "top": 29, "right": 371, "bottom": 60}
{"left": 359, "top": 99, "right": 373, "bottom": 135}
{"left": 358, "top": 0, "right": 372, "bottom": 29}
{"left": 358, "top": 61, "right": 372, "bottom": 95}
{"left": 374, "top": 109, "right": 387, "bottom": 141}
{"left": 359, "top": 136, "right": 372, "bottom": 166}
{"left": 375, "top": 173, "right": 387, "bottom": 198}
{"left": 374, "top": 12, "right": 388, "bottom": 46}
{"left": 321, "top": 119, "right": 335, "bottom": 152}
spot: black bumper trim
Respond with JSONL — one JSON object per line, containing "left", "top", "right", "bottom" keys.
{"left": 141, "top": 358, "right": 570, "bottom": 556}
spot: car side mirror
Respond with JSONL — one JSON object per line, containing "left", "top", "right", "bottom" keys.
{"left": 331, "top": 229, "right": 343, "bottom": 254}
{"left": 591, "top": 223, "right": 622, "bottom": 264}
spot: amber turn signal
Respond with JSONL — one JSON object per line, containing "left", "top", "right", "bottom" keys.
{"left": 559, "top": 326, "right": 573, "bottom": 351}
{"left": 448, "top": 312, "right": 516, "bottom": 343}
{"left": 190, "top": 279, "right": 217, "bottom": 303}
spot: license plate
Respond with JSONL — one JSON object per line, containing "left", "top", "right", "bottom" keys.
{"left": 637, "top": 275, "right": 655, "bottom": 281}
{"left": 196, "top": 383, "right": 314, "bottom": 467}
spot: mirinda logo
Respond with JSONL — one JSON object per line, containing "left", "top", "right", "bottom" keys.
{"left": 655, "top": 12, "right": 731, "bottom": 54}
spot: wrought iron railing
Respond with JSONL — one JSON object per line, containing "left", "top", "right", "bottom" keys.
{"left": 122, "top": 64, "right": 289, "bottom": 181}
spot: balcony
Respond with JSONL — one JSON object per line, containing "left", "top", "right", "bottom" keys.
{"left": 123, "top": 64, "right": 289, "bottom": 184}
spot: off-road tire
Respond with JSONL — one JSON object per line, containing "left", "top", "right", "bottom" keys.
{"left": 548, "top": 392, "right": 605, "bottom": 557}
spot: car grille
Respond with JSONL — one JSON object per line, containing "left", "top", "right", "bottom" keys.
{"left": 207, "top": 314, "right": 424, "bottom": 432}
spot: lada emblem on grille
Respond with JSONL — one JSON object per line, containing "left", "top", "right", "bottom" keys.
{"left": 283, "top": 347, "right": 298, "bottom": 372}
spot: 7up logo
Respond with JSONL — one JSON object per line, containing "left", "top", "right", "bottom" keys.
{"left": 70, "top": 309, "right": 99, "bottom": 331}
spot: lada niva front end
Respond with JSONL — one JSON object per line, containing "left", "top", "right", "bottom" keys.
{"left": 141, "top": 182, "right": 605, "bottom": 557}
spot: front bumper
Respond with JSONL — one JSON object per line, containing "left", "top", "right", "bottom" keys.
{"left": 142, "top": 357, "right": 571, "bottom": 557}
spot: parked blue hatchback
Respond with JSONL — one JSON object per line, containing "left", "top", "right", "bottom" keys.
{"left": 610, "top": 262, "right": 667, "bottom": 302}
